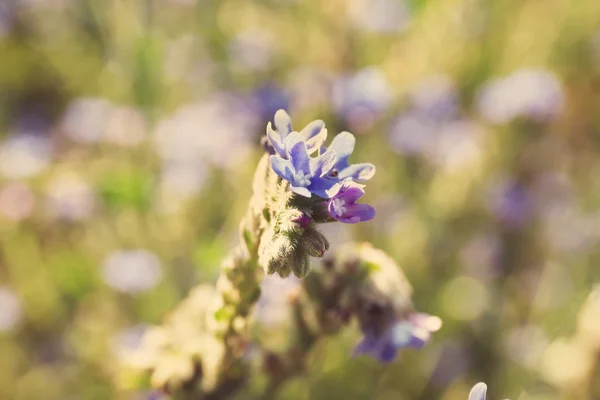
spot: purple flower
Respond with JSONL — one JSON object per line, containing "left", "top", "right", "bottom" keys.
{"left": 266, "top": 109, "right": 327, "bottom": 159}
{"left": 354, "top": 312, "right": 442, "bottom": 363}
{"left": 476, "top": 68, "right": 563, "bottom": 123}
{"left": 332, "top": 67, "right": 393, "bottom": 131}
{"left": 469, "top": 383, "right": 487, "bottom": 400}
{"left": 490, "top": 181, "right": 534, "bottom": 229}
{"left": 270, "top": 134, "right": 340, "bottom": 198}
{"left": 321, "top": 131, "right": 375, "bottom": 183}
{"left": 327, "top": 185, "right": 375, "bottom": 223}
{"left": 254, "top": 83, "right": 291, "bottom": 125}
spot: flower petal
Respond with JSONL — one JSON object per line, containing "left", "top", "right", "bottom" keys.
{"left": 341, "top": 186, "right": 365, "bottom": 204}
{"left": 310, "top": 149, "right": 337, "bottom": 177}
{"left": 274, "top": 109, "right": 292, "bottom": 137}
{"left": 338, "top": 163, "right": 376, "bottom": 182}
{"left": 288, "top": 140, "right": 310, "bottom": 175}
{"left": 469, "top": 383, "right": 488, "bottom": 400}
{"left": 353, "top": 334, "right": 378, "bottom": 356}
{"left": 299, "top": 119, "right": 325, "bottom": 141}
{"left": 266, "top": 122, "right": 286, "bottom": 157}
{"left": 300, "top": 121, "right": 327, "bottom": 154}
{"left": 378, "top": 340, "right": 398, "bottom": 364}
{"left": 309, "top": 177, "right": 341, "bottom": 199}
{"left": 328, "top": 131, "right": 356, "bottom": 169}
{"left": 270, "top": 156, "right": 294, "bottom": 181}
{"left": 290, "top": 186, "right": 312, "bottom": 198}
{"left": 337, "top": 203, "right": 375, "bottom": 223}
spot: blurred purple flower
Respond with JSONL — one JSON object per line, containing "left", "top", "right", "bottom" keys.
{"left": 328, "top": 184, "right": 375, "bottom": 224}
{"left": 388, "top": 112, "right": 437, "bottom": 155}
{"left": 321, "top": 131, "right": 375, "bottom": 183}
{"left": 409, "top": 74, "right": 459, "bottom": 121}
{"left": 354, "top": 312, "right": 442, "bottom": 363}
{"left": 270, "top": 135, "right": 340, "bottom": 198}
{"left": 155, "top": 94, "right": 258, "bottom": 170}
{"left": 101, "top": 250, "right": 163, "bottom": 294}
{"left": 332, "top": 67, "right": 393, "bottom": 131}
{"left": 427, "top": 119, "right": 484, "bottom": 171}
{"left": 253, "top": 82, "right": 291, "bottom": 127}
{"left": 477, "top": 68, "right": 563, "bottom": 123}
{"left": 490, "top": 181, "right": 535, "bottom": 229}
{"left": 288, "top": 67, "right": 334, "bottom": 114}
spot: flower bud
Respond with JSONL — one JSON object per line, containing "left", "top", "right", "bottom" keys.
{"left": 289, "top": 247, "right": 310, "bottom": 278}
{"left": 301, "top": 228, "right": 329, "bottom": 258}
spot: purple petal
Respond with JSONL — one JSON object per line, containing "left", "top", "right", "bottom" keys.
{"left": 274, "top": 109, "right": 292, "bottom": 137}
{"left": 304, "top": 127, "right": 328, "bottom": 154}
{"left": 333, "top": 203, "right": 375, "bottom": 224}
{"left": 310, "top": 149, "right": 337, "bottom": 177}
{"left": 338, "top": 163, "right": 376, "bottom": 182}
{"left": 288, "top": 141, "right": 310, "bottom": 175}
{"left": 468, "top": 383, "right": 488, "bottom": 400}
{"left": 270, "top": 156, "right": 294, "bottom": 181}
{"left": 308, "top": 177, "right": 341, "bottom": 199}
{"left": 266, "top": 122, "right": 286, "bottom": 157}
{"left": 353, "top": 334, "right": 378, "bottom": 356}
{"left": 378, "top": 340, "right": 399, "bottom": 364}
{"left": 328, "top": 131, "right": 356, "bottom": 169}
{"left": 341, "top": 186, "right": 365, "bottom": 204}
{"left": 299, "top": 120, "right": 325, "bottom": 140}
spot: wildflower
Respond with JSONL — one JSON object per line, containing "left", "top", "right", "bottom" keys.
{"left": 354, "top": 312, "right": 442, "bottom": 363}
{"left": 409, "top": 75, "right": 459, "bottom": 121}
{"left": 327, "top": 184, "right": 375, "bottom": 223}
{"left": 254, "top": 82, "right": 291, "bottom": 127}
{"left": 321, "top": 131, "right": 376, "bottom": 183}
{"left": 490, "top": 180, "right": 534, "bottom": 229}
{"left": 266, "top": 109, "right": 326, "bottom": 159}
{"left": 270, "top": 135, "right": 340, "bottom": 198}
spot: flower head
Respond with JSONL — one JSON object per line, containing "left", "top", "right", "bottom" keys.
{"left": 266, "top": 110, "right": 327, "bottom": 159}
{"left": 354, "top": 312, "right": 442, "bottom": 363}
{"left": 270, "top": 134, "right": 340, "bottom": 198}
{"left": 327, "top": 184, "right": 375, "bottom": 223}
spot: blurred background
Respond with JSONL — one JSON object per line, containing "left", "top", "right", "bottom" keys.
{"left": 1, "top": 0, "right": 600, "bottom": 399}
